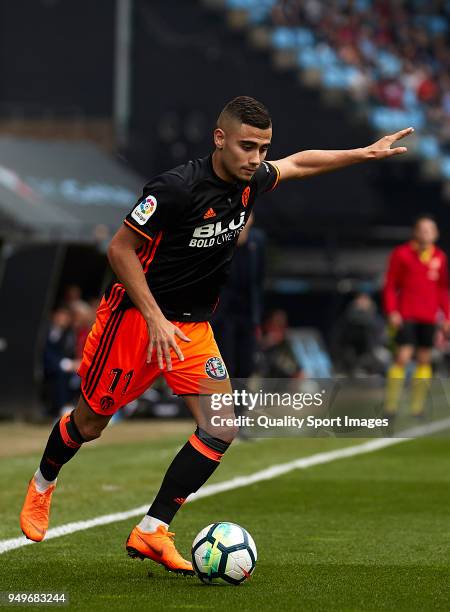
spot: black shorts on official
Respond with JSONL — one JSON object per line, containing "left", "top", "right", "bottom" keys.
{"left": 395, "top": 321, "right": 436, "bottom": 348}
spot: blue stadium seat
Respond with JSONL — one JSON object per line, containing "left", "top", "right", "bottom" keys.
{"left": 272, "top": 26, "right": 315, "bottom": 50}
{"left": 297, "top": 47, "right": 321, "bottom": 69}
{"left": 418, "top": 136, "right": 440, "bottom": 160}
{"left": 376, "top": 51, "right": 402, "bottom": 78}
{"left": 441, "top": 157, "right": 450, "bottom": 179}
{"left": 324, "top": 65, "right": 359, "bottom": 89}
{"left": 403, "top": 87, "right": 419, "bottom": 110}
{"left": 294, "top": 28, "right": 315, "bottom": 48}
{"left": 315, "top": 44, "right": 339, "bottom": 68}
{"left": 272, "top": 27, "right": 297, "bottom": 50}
{"left": 226, "top": 0, "right": 276, "bottom": 22}
{"left": 371, "top": 107, "right": 425, "bottom": 132}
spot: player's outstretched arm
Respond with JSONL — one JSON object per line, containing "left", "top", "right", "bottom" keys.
{"left": 270, "top": 127, "right": 414, "bottom": 181}
{"left": 107, "top": 225, "right": 191, "bottom": 370}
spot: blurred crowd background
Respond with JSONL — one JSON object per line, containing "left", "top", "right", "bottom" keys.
{"left": 239, "top": 0, "right": 450, "bottom": 173}
{"left": 1, "top": 0, "right": 450, "bottom": 421}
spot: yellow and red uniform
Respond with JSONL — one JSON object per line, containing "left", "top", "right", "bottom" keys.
{"left": 383, "top": 241, "right": 449, "bottom": 323}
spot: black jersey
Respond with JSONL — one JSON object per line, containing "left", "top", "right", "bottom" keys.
{"left": 105, "top": 154, "right": 280, "bottom": 321}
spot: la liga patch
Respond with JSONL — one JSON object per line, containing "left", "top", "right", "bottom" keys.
{"left": 205, "top": 356, "right": 228, "bottom": 380}
{"left": 131, "top": 195, "right": 157, "bottom": 225}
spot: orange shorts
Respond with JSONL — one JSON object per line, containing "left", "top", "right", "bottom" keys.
{"left": 78, "top": 298, "right": 229, "bottom": 416}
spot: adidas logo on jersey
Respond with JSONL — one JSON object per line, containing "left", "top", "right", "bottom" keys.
{"left": 203, "top": 208, "right": 216, "bottom": 219}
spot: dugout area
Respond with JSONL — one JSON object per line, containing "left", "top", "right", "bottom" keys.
{"left": 0, "top": 137, "right": 144, "bottom": 418}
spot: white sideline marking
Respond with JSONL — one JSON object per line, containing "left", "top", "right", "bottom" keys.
{"left": 2, "top": 417, "right": 450, "bottom": 555}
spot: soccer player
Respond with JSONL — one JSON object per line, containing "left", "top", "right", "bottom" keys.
{"left": 20, "top": 96, "right": 413, "bottom": 575}
{"left": 383, "top": 215, "right": 450, "bottom": 418}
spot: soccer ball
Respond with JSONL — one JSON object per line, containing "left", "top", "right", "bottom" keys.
{"left": 191, "top": 522, "right": 257, "bottom": 585}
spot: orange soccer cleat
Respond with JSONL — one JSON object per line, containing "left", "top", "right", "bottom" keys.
{"left": 19, "top": 477, "right": 56, "bottom": 542}
{"left": 126, "top": 525, "right": 194, "bottom": 575}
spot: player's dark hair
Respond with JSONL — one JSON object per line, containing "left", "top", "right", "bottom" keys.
{"left": 413, "top": 214, "right": 437, "bottom": 227}
{"left": 218, "top": 96, "right": 271, "bottom": 130}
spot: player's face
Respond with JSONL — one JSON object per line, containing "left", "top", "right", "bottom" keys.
{"left": 414, "top": 219, "right": 438, "bottom": 246}
{"left": 216, "top": 122, "right": 272, "bottom": 181}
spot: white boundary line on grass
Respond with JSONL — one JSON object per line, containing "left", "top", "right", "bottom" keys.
{"left": 1, "top": 417, "right": 450, "bottom": 555}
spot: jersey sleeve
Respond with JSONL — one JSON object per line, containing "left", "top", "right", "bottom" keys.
{"left": 438, "top": 252, "right": 449, "bottom": 320}
{"left": 383, "top": 247, "right": 403, "bottom": 314}
{"left": 124, "top": 172, "right": 190, "bottom": 240}
{"left": 251, "top": 161, "right": 280, "bottom": 195}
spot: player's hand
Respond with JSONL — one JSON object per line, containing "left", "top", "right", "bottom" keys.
{"left": 366, "top": 127, "right": 414, "bottom": 159}
{"left": 388, "top": 311, "right": 403, "bottom": 328}
{"left": 441, "top": 320, "right": 450, "bottom": 337}
{"left": 146, "top": 315, "right": 191, "bottom": 371}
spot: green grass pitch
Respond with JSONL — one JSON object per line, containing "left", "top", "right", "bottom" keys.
{"left": 0, "top": 423, "right": 449, "bottom": 611}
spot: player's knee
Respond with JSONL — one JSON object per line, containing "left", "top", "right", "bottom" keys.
{"left": 395, "top": 357, "right": 409, "bottom": 368}
{"left": 395, "top": 348, "right": 413, "bottom": 367}
{"left": 416, "top": 350, "right": 431, "bottom": 365}
{"left": 208, "top": 422, "right": 239, "bottom": 444}
{"left": 72, "top": 412, "right": 107, "bottom": 441}
{"left": 73, "top": 397, "right": 111, "bottom": 441}
{"left": 221, "top": 423, "right": 239, "bottom": 443}
{"left": 77, "top": 423, "right": 103, "bottom": 441}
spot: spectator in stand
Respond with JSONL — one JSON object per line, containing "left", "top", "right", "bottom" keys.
{"left": 332, "top": 293, "right": 386, "bottom": 376}
{"left": 260, "top": 309, "right": 303, "bottom": 378}
{"left": 62, "top": 284, "right": 83, "bottom": 308}
{"left": 42, "top": 306, "right": 77, "bottom": 418}
{"left": 43, "top": 294, "right": 95, "bottom": 419}
{"left": 70, "top": 300, "right": 95, "bottom": 361}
